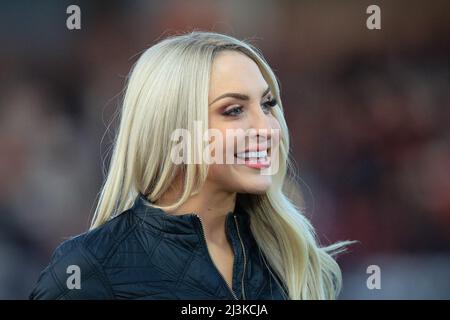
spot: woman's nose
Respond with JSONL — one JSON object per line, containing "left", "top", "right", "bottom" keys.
{"left": 246, "top": 107, "right": 273, "bottom": 141}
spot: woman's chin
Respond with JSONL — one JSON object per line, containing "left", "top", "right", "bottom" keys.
{"left": 236, "top": 175, "right": 272, "bottom": 194}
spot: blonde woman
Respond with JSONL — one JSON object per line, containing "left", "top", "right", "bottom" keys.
{"left": 30, "top": 31, "right": 350, "bottom": 300}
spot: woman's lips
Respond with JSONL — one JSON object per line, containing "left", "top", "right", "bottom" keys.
{"left": 234, "top": 155, "right": 271, "bottom": 169}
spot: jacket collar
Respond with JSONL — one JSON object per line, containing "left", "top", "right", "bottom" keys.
{"left": 131, "top": 193, "right": 251, "bottom": 237}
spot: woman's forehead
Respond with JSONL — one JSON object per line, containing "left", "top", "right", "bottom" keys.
{"left": 209, "top": 51, "right": 269, "bottom": 103}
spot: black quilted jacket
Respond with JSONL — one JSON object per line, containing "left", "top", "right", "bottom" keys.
{"left": 29, "top": 193, "right": 289, "bottom": 300}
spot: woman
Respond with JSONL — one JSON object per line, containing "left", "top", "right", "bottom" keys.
{"left": 30, "top": 31, "right": 350, "bottom": 300}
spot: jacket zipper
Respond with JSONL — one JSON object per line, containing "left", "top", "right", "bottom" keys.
{"left": 193, "top": 213, "right": 239, "bottom": 300}
{"left": 234, "top": 214, "right": 247, "bottom": 300}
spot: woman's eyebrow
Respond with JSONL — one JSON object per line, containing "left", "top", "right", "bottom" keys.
{"left": 209, "top": 86, "right": 270, "bottom": 106}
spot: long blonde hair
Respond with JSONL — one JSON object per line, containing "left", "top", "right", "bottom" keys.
{"left": 91, "top": 31, "right": 352, "bottom": 299}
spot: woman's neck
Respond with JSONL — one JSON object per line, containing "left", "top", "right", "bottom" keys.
{"left": 155, "top": 180, "right": 237, "bottom": 246}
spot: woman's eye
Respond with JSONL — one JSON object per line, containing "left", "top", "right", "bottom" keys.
{"left": 262, "top": 98, "right": 277, "bottom": 113}
{"left": 222, "top": 106, "right": 243, "bottom": 116}
{"left": 221, "top": 98, "right": 277, "bottom": 117}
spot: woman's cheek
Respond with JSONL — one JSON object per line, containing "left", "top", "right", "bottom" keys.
{"left": 269, "top": 116, "right": 281, "bottom": 130}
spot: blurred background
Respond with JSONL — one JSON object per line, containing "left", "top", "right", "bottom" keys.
{"left": 0, "top": 0, "right": 449, "bottom": 299}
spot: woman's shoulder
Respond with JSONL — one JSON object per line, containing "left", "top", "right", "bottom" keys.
{"left": 29, "top": 235, "right": 113, "bottom": 299}
{"left": 29, "top": 209, "right": 138, "bottom": 299}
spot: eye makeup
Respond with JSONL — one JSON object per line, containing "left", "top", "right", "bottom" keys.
{"left": 221, "top": 97, "right": 277, "bottom": 117}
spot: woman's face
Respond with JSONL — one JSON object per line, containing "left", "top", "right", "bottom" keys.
{"left": 206, "top": 50, "right": 281, "bottom": 194}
